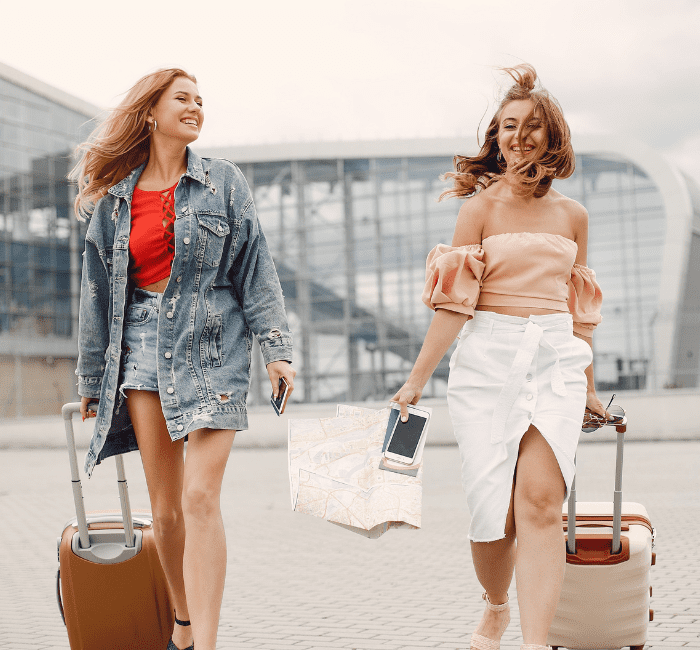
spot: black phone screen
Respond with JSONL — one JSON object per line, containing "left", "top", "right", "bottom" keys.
{"left": 387, "top": 413, "right": 426, "bottom": 459}
{"left": 271, "top": 378, "right": 288, "bottom": 414}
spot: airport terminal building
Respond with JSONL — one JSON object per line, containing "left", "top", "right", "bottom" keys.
{"left": 0, "top": 62, "right": 96, "bottom": 417}
{"left": 1, "top": 61, "right": 698, "bottom": 415}
{"left": 199, "top": 138, "right": 700, "bottom": 406}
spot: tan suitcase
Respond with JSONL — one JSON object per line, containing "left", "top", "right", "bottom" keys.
{"left": 56, "top": 403, "right": 174, "bottom": 649}
{"left": 548, "top": 417, "right": 656, "bottom": 650}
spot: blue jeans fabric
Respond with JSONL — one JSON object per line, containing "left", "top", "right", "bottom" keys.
{"left": 77, "top": 148, "right": 293, "bottom": 476}
{"left": 120, "top": 288, "right": 162, "bottom": 395}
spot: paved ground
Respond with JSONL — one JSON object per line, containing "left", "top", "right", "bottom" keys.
{"left": 1, "top": 435, "right": 698, "bottom": 649}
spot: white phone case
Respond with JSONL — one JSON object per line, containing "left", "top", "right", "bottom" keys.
{"left": 384, "top": 405, "right": 430, "bottom": 465}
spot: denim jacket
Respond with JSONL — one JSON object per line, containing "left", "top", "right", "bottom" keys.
{"left": 77, "top": 148, "right": 292, "bottom": 476}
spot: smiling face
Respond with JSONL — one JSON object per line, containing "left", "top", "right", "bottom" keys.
{"left": 148, "top": 76, "right": 203, "bottom": 145}
{"left": 497, "top": 99, "right": 547, "bottom": 169}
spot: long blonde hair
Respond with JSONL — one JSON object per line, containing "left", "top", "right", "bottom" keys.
{"left": 70, "top": 68, "right": 197, "bottom": 219}
{"left": 441, "top": 64, "right": 574, "bottom": 200}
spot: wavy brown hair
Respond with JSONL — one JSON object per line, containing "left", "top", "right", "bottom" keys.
{"left": 70, "top": 68, "right": 197, "bottom": 219}
{"left": 440, "top": 63, "right": 574, "bottom": 200}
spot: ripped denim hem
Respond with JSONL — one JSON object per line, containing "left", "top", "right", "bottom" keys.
{"left": 119, "top": 383, "right": 159, "bottom": 398}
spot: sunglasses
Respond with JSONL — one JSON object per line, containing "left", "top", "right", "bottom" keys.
{"left": 581, "top": 393, "right": 626, "bottom": 433}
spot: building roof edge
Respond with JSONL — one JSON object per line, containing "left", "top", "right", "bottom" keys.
{"left": 197, "top": 133, "right": 695, "bottom": 214}
{"left": 0, "top": 60, "right": 101, "bottom": 119}
{"left": 194, "top": 137, "right": 481, "bottom": 163}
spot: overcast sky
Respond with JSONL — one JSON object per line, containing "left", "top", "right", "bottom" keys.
{"left": 2, "top": 0, "right": 699, "bottom": 184}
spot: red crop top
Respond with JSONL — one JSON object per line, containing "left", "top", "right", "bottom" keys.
{"left": 129, "top": 183, "right": 177, "bottom": 287}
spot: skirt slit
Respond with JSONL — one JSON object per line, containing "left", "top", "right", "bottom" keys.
{"left": 447, "top": 311, "right": 592, "bottom": 543}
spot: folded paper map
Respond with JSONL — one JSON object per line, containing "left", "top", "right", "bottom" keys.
{"left": 288, "top": 405, "right": 427, "bottom": 538}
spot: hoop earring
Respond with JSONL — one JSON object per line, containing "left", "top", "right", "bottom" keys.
{"left": 496, "top": 150, "right": 503, "bottom": 162}
{"left": 153, "top": 120, "right": 157, "bottom": 132}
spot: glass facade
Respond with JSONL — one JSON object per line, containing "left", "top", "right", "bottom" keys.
{"left": 672, "top": 173, "right": 700, "bottom": 388}
{"left": 2, "top": 58, "right": 696, "bottom": 415}
{"left": 246, "top": 157, "right": 458, "bottom": 405}
{"left": 233, "top": 149, "right": 697, "bottom": 406}
{"left": 0, "top": 71, "right": 94, "bottom": 416}
{"left": 555, "top": 156, "right": 666, "bottom": 391}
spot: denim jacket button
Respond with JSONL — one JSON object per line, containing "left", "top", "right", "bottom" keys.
{"left": 165, "top": 352, "right": 172, "bottom": 359}
{"left": 183, "top": 237, "right": 190, "bottom": 245}
{"left": 167, "top": 387, "right": 174, "bottom": 394}
{"left": 166, "top": 312, "right": 174, "bottom": 319}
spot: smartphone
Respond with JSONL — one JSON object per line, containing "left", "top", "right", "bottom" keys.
{"left": 384, "top": 404, "right": 430, "bottom": 465}
{"left": 270, "top": 377, "right": 290, "bottom": 416}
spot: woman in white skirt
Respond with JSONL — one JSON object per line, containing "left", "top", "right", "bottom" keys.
{"left": 392, "top": 64, "right": 609, "bottom": 650}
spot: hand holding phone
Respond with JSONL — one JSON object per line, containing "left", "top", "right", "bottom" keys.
{"left": 271, "top": 377, "right": 290, "bottom": 416}
{"left": 384, "top": 404, "right": 430, "bottom": 465}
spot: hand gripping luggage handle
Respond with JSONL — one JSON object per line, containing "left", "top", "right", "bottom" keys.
{"left": 61, "top": 403, "right": 135, "bottom": 549}
{"left": 567, "top": 427, "right": 625, "bottom": 556}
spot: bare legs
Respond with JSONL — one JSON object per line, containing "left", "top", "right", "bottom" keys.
{"left": 182, "top": 427, "right": 236, "bottom": 650}
{"left": 126, "top": 390, "right": 236, "bottom": 650}
{"left": 127, "top": 391, "right": 192, "bottom": 649}
{"left": 470, "top": 486, "right": 515, "bottom": 642}
{"left": 469, "top": 424, "right": 566, "bottom": 647}
{"left": 513, "top": 427, "right": 567, "bottom": 644}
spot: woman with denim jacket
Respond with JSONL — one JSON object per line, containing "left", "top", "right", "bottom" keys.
{"left": 70, "top": 68, "right": 295, "bottom": 650}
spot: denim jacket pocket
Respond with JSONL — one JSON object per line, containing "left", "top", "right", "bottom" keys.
{"left": 200, "top": 313, "right": 224, "bottom": 368}
{"left": 196, "top": 213, "right": 230, "bottom": 268}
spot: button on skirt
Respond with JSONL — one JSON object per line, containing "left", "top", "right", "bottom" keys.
{"left": 446, "top": 311, "right": 592, "bottom": 542}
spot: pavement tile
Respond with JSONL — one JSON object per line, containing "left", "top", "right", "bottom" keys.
{"left": 378, "top": 639, "right": 438, "bottom": 648}
{"left": 2, "top": 441, "right": 699, "bottom": 649}
{"left": 330, "top": 632, "right": 387, "bottom": 640}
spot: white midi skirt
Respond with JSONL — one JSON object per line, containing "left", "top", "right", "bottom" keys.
{"left": 447, "top": 311, "right": 592, "bottom": 542}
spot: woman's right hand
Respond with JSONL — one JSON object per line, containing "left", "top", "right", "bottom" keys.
{"left": 80, "top": 397, "right": 99, "bottom": 422}
{"left": 390, "top": 382, "right": 423, "bottom": 423}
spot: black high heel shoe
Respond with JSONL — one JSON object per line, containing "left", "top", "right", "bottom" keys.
{"left": 167, "top": 613, "right": 194, "bottom": 650}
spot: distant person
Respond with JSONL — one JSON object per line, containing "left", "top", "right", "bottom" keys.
{"left": 392, "top": 64, "right": 608, "bottom": 650}
{"left": 71, "top": 68, "right": 295, "bottom": 650}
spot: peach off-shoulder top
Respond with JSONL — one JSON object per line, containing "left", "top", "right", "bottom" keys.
{"left": 422, "top": 232, "right": 602, "bottom": 336}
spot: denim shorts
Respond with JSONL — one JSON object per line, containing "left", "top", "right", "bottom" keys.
{"left": 119, "top": 287, "right": 162, "bottom": 396}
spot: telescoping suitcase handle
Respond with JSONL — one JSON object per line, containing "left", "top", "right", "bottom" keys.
{"left": 61, "top": 403, "right": 135, "bottom": 549}
{"left": 567, "top": 422, "right": 626, "bottom": 556}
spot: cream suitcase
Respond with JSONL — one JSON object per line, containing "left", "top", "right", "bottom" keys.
{"left": 548, "top": 424, "right": 656, "bottom": 650}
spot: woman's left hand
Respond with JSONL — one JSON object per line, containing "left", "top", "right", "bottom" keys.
{"left": 585, "top": 390, "right": 610, "bottom": 419}
{"left": 267, "top": 360, "right": 296, "bottom": 399}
